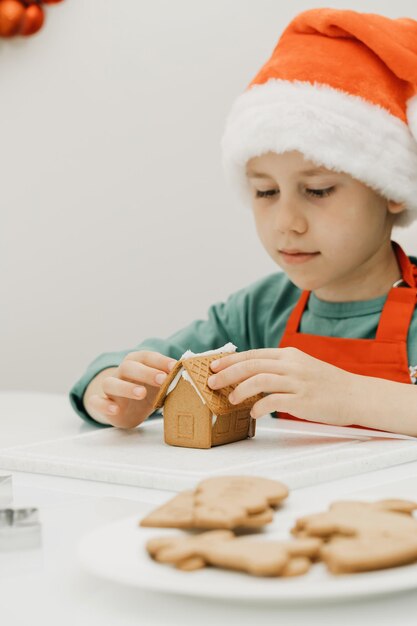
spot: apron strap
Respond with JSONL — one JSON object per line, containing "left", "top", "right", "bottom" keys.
{"left": 392, "top": 240, "right": 417, "bottom": 288}
{"left": 376, "top": 287, "right": 417, "bottom": 341}
{"left": 284, "top": 290, "right": 310, "bottom": 333}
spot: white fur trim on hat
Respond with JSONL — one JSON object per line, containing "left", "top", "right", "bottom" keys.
{"left": 221, "top": 79, "right": 417, "bottom": 228}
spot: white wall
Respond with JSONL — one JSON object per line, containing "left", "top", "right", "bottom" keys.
{"left": 2, "top": 0, "right": 417, "bottom": 394}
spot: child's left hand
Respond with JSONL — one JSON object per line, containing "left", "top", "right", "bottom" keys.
{"left": 207, "top": 347, "right": 358, "bottom": 426}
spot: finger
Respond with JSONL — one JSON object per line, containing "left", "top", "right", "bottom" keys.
{"left": 89, "top": 393, "right": 121, "bottom": 418}
{"left": 229, "top": 373, "right": 294, "bottom": 406}
{"left": 250, "top": 393, "right": 294, "bottom": 419}
{"left": 102, "top": 376, "right": 148, "bottom": 401}
{"left": 210, "top": 348, "right": 289, "bottom": 372}
{"left": 126, "top": 351, "right": 177, "bottom": 373}
{"left": 118, "top": 358, "right": 172, "bottom": 387}
{"left": 208, "top": 358, "right": 286, "bottom": 390}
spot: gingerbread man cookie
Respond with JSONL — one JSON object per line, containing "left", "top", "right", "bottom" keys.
{"left": 140, "top": 476, "right": 289, "bottom": 530}
{"left": 292, "top": 499, "right": 417, "bottom": 574}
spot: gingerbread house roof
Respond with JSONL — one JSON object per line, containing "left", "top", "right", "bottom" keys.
{"left": 152, "top": 352, "right": 263, "bottom": 416}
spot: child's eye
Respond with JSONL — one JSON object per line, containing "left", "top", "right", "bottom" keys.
{"left": 255, "top": 187, "right": 335, "bottom": 199}
{"left": 255, "top": 189, "right": 277, "bottom": 198}
{"left": 306, "top": 187, "right": 335, "bottom": 198}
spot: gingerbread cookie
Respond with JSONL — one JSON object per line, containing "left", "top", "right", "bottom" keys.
{"left": 200, "top": 536, "right": 321, "bottom": 577}
{"left": 140, "top": 476, "right": 288, "bottom": 530}
{"left": 292, "top": 499, "right": 417, "bottom": 574}
{"left": 147, "top": 530, "right": 234, "bottom": 571}
{"left": 146, "top": 530, "right": 322, "bottom": 577}
{"left": 371, "top": 499, "right": 417, "bottom": 516}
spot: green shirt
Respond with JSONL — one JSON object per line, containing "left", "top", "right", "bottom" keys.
{"left": 69, "top": 255, "right": 417, "bottom": 426}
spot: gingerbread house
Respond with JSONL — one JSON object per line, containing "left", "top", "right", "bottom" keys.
{"left": 152, "top": 345, "right": 263, "bottom": 449}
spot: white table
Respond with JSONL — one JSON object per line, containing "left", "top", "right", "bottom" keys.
{"left": 2, "top": 390, "right": 417, "bottom": 626}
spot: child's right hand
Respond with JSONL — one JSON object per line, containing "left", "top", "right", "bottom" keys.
{"left": 83, "top": 351, "right": 178, "bottom": 429}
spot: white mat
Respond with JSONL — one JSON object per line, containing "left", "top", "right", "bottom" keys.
{"left": 1, "top": 418, "right": 417, "bottom": 491}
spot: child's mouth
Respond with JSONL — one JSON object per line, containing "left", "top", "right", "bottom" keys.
{"left": 278, "top": 250, "right": 320, "bottom": 264}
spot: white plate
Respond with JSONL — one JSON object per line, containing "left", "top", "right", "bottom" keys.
{"left": 77, "top": 512, "right": 417, "bottom": 604}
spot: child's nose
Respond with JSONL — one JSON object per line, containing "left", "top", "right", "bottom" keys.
{"left": 273, "top": 202, "right": 307, "bottom": 234}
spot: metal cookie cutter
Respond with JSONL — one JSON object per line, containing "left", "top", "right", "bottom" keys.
{"left": 0, "top": 507, "right": 42, "bottom": 551}
{"left": 0, "top": 474, "right": 13, "bottom": 508}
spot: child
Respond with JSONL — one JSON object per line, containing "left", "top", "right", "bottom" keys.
{"left": 70, "top": 8, "right": 417, "bottom": 435}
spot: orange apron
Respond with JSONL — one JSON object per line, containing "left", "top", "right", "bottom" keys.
{"left": 276, "top": 241, "right": 417, "bottom": 427}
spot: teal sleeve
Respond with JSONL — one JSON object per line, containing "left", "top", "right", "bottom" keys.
{"left": 68, "top": 282, "right": 258, "bottom": 426}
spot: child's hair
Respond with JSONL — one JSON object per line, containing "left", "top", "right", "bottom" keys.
{"left": 220, "top": 8, "right": 417, "bottom": 229}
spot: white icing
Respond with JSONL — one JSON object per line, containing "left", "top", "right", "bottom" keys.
{"left": 180, "top": 342, "right": 237, "bottom": 361}
{"left": 166, "top": 369, "right": 183, "bottom": 396}
{"left": 182, "top": 370, "right": 207, "bottom": 404}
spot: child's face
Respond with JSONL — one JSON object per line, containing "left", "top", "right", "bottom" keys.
{"left": 246, "top": 150, "right": 404, "bottom": 298}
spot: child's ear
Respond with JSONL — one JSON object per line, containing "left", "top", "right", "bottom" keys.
{"left": 387, "top": 199, "right": 406, "bottom": 215}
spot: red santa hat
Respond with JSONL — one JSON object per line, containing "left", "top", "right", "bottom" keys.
{"left": 221, "top": 8, "right": 417, "bottom": 227}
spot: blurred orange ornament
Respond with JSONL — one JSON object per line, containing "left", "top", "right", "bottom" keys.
{"left": 0, "top": 0, "right": 64, "bottom": 38}
{"left": 0, "top": 0, "right": 25, "bottom": 37}
{"left": 20, "top": 3, "right": 43, "bottom": 35}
